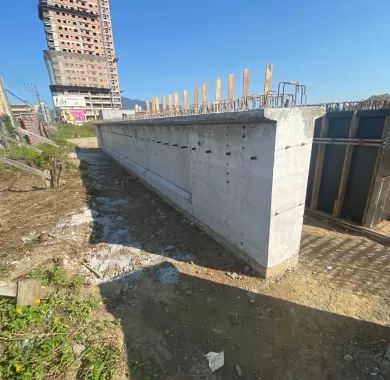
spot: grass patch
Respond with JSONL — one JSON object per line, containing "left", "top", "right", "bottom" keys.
{"left": 0, "top": 267, "right": 122, "bottom": 379}
{"left": 51, "top": 122, "right": 97, "bottom": 140}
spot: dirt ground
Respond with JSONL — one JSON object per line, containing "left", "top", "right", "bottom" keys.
{"left": 0, "top": 137, "right": 389, "bottom": 379}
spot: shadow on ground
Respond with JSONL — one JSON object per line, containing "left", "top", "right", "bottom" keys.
{"left": 99, "top": 263, "right": 390, "bottom": 379}
{"left": 76, "top": 147, "right": 255, "bottom": 276}
{"left": 74, "top": 146, "right": 390, "bottom": 379}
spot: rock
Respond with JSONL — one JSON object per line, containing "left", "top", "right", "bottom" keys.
{"left": 39, "top": 232, "right": 49, "bottom": 243}
{"left": 72, "top": 343, "right": 86, "bottom": 357}
{"left": 344, "top": 354, "right": 353, "bottom": 362}
{"left": 186, "top": 290, "right": 193, "bottom": 295}
{"left": 21, "top": 231, "right": 40, "bottom": 243}
{"left": 244, "top": 265, "right": 250, "bottom": 272}
{"left": 57, "top": 257, "right": 68, "bottom": 268}
{"left": 326, "top": 265, "right": 333, "bottom": 271}
{"left": 235, "top": 363, "right": 243, "bottom": 377}
{"left": 227, "top": 272, "right": 239, "bottom": 280}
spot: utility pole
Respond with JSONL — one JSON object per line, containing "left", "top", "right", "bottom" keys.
{"left": 25, "top": 83, "right": 44, "bottom": 123}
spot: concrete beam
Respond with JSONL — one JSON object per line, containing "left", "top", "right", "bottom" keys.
{"left": 96, "top": 107, "right": 325, "bottom": 277}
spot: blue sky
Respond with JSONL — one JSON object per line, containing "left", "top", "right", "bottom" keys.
{"left": 0, "top": 0, "right": 389, "bottom": 107}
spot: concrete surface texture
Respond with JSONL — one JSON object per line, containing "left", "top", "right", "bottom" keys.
{"left": 96, "top": 108, "right": 325, "bottom": 276}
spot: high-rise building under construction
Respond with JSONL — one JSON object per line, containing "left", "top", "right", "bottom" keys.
{"left": 38, "top": 0, "right": 121, "bottom": 121}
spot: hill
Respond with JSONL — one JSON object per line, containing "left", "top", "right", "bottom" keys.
{"left": 121, "top": 97, "right": 146, "bottom": 110}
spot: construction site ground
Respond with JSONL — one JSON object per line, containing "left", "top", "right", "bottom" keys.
{"left": 0, "top": 137, "right": 389, "bottom": 379}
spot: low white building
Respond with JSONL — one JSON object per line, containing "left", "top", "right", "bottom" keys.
{"left": 99, "top": 109, "right": 136, "bottom": 121}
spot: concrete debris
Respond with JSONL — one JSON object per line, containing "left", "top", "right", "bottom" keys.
{"left": 113, "top": 176, "right": 131, "bottom": 187}
{"left": 57, "top": 207, "right": 93, "bottom": 228}
{"left": 205, "top": 351, "right": 224, "bottom": 373}
{"left": 39, "top": 232, "right": 49, "bottom": 243}
{"left": 226, "top": 272, "right": 244, "bottom": 280}
{"left": 344, "top": 354, "right": 353, "bottom": 362}
{"left": 67, "top": 152, "right": 77, "bottom": 159}
{"left": 235, "top": 363, "right": 243, "bottom": 377}
{"left": 21, "top": 231, "right": 40, "bottom": 243}
{"left": 72, "top": 343, "right": 86, "bottom": 357}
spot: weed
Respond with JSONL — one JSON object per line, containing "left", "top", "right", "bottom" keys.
{"left": 0, "top": 267, "right": 121, "bottom": 380}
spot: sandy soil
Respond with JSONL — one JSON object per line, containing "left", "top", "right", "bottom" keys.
{"left": 0, "top": 139, "right": 389, "bottom": 379}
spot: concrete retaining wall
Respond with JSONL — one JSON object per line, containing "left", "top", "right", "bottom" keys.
{"left": 96, "top": 108, "right": 324, "bottom": 276}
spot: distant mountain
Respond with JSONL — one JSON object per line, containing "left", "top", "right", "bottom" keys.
{"left": 121, "top": 97, "right": 146, "bottom": 110}
{"left": 365, "top": 94, "right": 390, "bottom": 102}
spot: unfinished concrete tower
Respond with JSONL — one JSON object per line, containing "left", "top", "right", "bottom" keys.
{"left": 38, "top": 0, "right": 121, "bottom": 121}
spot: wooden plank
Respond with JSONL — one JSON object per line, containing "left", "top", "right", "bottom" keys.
{"left": 202, "top": 82, "right": 207, "bottom": 104}
{"left": 215, "top": 77, "right": 222, "bottom": 103}
{"left": 306, "top": 209, "right": 390, "bottom": 246}
{"left": 263, "top": 64, "right": 273, "bottom": 96}
{"left": 362, "top": 114, "right": 390, "bottom": 225}
{"left": 0, "top": 281, "right": 17, "bottom": 297}
{"left": 242, "top": 68, "right": 250, "bottom": 99}
{"left": 228, "top": 74, "right": 234, "bottom": 100}
{"left": 155, "top": 96, "right": 160, "bottom": 113}
{"left": 16, "top": 279, "right": 41, "bottom": 306}
{"left": 183, "top": 90, "right": 189, "bottom": 111}
{"left": 333, "top": 111, "right": 359, "bottom": 217}
{"left": 194, "top": 86, "right": 199, "bottom": 107}
{"left": 310, "top": 115, "right": 329, "bottom": 209}
{"left": 174, "top": 92, "right": 180, "bottom": 112}
{"left": 162, "top": 96, "right": 166, "bottom": 112}
{"left": 168, "top": 95, "right": 173, "bottom": 112}
{"left": 0, "top": 157, "right": 50, "bottom": 179}
{"left": 264, "top": 64, "right": 273, "bottom": 107}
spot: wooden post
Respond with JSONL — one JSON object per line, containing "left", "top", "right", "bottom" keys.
{"left": 228, "top": 74, "right": 234, "bottom": 100}
{"left": 183, "top": 90, "right": 189, "bottom": 112}
{"left": 194, "top": 86, "right": 199, "bottom": 107}
{"left": 202, "top": 82, "right": 207, "bottom": 104}
{"left": 362, "top": 114, "right": 390, "bottom": 226}
{"left": 264, "top": 64, "right": 273, "bottom": 107}
{"left": 333, "top": 111, "right": 359, "bottom": 217}
{"left": 310, "top": 115, "right": 329, "bottom": 209}
{"left": 215, "top": 77, "right": 222, "bottom": 103}
{"left": 16, "top": 279, "right": 41, "bottom": 306}
{"left": 150, "top": 98, "right": 155, "bottom": 113}
{"left": 168, "top": 95, "right": 173, "bottom": 112}
{"left": 174, "top": 92, "right": 180, "bottom": 112}
{"left": 264, "top": 64, "right": 273, "bottom": 96}
{"left": 162, "top": 96, "right": 166, "bottom": 113}
{"left": 155, "top": 96, "right": 160, "bottom": 113}
{"left": 242, "top": 68, "right": 250, "bottom": 99}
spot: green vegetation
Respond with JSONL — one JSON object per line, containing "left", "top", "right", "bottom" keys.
{"left": 2, "top": 142, "right": 68, "bottom": 170}
{"left": 0, "top": 115, "right": 18, "bottom": 140}
{"left": 50, "top": 122, "right": 97, "bottom": 141}
{"left": 0, "top": 267, "right": 121, "bottom": 380}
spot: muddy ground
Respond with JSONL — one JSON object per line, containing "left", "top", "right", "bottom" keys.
{"left": 0, "top": 137, "right": 389, "bottom": 379}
